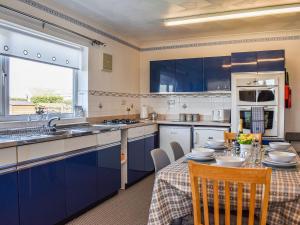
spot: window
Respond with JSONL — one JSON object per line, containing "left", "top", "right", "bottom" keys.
{"left": 0, "top": 56, "right": 78, "bottom": 118}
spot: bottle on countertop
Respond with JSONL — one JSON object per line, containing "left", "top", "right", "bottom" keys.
{"left": 238, "top": 118, "right": 243, "bottom": 134}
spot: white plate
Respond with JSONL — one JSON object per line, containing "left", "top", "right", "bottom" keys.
{"left": 269, "top": 142, "right": 291, "bottom": 151}
{"left": 268, "top": 151, "right": 296, "bottom": 163}
{"left": 204, "top": 144, "right": 227, "bottom": 150}
{"left": 215, "top": 156, "right": 245, "bottom": 167}
{"left": 262, "top": 158, "right": 298, "bottom": 167}
{"left": 265, "top": 147, "right": 290, "bottom": 152}
{"left": 191, "top": 147, "right": 215, "bottom": 157}
{"left": 186, "top": 153, "right": 215, "bottom": 161}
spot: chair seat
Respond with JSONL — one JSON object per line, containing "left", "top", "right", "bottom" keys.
{"left": 173, "top": 208, "right": 260, "bottom": 225}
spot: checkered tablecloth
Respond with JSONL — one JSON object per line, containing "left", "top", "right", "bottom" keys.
{"left": 148, "top": 149, "right": 300, "bottom": 225}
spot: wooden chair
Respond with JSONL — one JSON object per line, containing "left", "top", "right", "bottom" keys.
{"left": 224, "top": 132, "right": 237, "bottom": 144}
{"left": 188, "top": 161, "right": 272, "bottom": 225}
{"left": 224, "top": 132, "right": 263, "bottom": 145}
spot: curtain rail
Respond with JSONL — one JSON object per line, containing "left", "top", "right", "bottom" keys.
{"left": 0, "top": 4, "right": 106, "bottom": 46}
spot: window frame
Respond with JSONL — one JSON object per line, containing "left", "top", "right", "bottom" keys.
{"left": 0, "top": 55, "right": 79, "bottom": 122}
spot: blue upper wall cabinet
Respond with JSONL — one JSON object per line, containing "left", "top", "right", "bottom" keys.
{"left": 257, "top": 50, "right": 285, "bottom": 72}
{"left": 150, "top": 58, "right": 203, "bottom": 92}
{"left": 175, "top": 58, "right": 204, "bottom": 92}
{"left": 203, "top": 56, "right": 231, "bottom": 91}
{"left": 150, "top": 60, "right": 176, "bottom": 92}
{"left": 150, "top": 50, "right": 285, "bottom": 92}
{"left": 231, "top": 51, "right": 257, "bottom": 73}
{"left": 231, "top": 50, "right": 285, "bottom": 73}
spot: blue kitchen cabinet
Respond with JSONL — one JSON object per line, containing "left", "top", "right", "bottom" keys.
{"left": 127, "top": 137, "right": 147, "bottom": 185}
{"left": 257, "top": 50, "right": 285, "bottom": 72}
{"left": 231, "top": 52, "right": 257, "bottom": 73}
{"left": 18, "top": 160, "right": 66, "bottom": 225}
{"left": 144, "top": 135, "right": 155, "bottom": 172}
{"left": 154, "top": 132, "right": 159, "bottom": 149}
{"left": 0, "top": 170, "right": 19, "bottom": 225}
{"left": 97, "top": 144, "right": 121, "bottom": 200}
{"left": 150, "top": 60, "right": 176, "bottom": 92}
{"left": 175, "top": 58, "right": 204, "bottom": 92}
{"left": 65, "top": 150, "right": 97, "bottom": 216}
{"left": 203, "top": 56, "right": 231, "bottom": 91}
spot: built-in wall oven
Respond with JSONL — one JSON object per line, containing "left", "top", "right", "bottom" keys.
{"left": 231, "top": 73, "right": 285, "bottom": 139}
{"left": 237, "top": 106, "right": 278, "bottom": 137}
{"left": 236, "top": 77, "right": 278, "bottom": 106}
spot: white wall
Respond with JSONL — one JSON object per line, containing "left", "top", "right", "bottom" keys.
{"left": 140, "top": 31, "right": 300, "bottom": 132}
{"left": 1, "top": 0, "right": 141, "bottom": 119}
{"left": 2, "top": 1, "right": 300, "bottom": 133}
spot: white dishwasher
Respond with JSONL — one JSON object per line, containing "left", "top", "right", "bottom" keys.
{"left": 193, "top": 127, "right": 229, "bottom": 147}
{"left": 159, "top": 125, "right": 192, "bottom": 162}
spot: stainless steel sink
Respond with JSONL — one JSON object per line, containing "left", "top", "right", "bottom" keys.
{"left": 47, "top": 130, "right": 70, "bottom": 136}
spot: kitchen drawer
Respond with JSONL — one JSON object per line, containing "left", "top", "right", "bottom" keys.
{"left": 64, "top": 135, "right": 98, "bottom": 152}
{"left": 0, "top": 147, "right": 17, "bottom": 166}
{"left": 97, "top": 130, "right": 121, "bottom": 146}
{"left": 128, "top": 126, "right": 145, "bottom": 139}
{"left": 18, "top": 140, "right": 64, "bottom": 163}
{"left": 144, "top": 124, "right": 158, "bottom": 136}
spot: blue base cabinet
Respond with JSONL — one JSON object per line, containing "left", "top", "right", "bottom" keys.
{"left": 18, "top": 160, "right": 66, "bottom": 225}
{"left": 144, "top": 135, "right": 155, "bottom": 172}
{"left": 65, "top": 150, "right": 97, "bottom": 216}
{"left": 127, "top": 137, "right": 147, "bottom": 185}
{"left": 97, "top": 144, "right": 121, "bottom": 201}
{"left": 0, "top": 171, "right": 19, "bottom": 225}
{"left": 127, "top": 134, "right": 156, "bottom": 185}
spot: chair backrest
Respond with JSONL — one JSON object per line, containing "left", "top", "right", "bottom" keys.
{"left": 224, "top": 132, "right": 262, "bottom": 145}
{"left": 188, "top": 161, "right": 272, "bottom": 225}
{"left": 252, "top": 133, "right": 262, "bottom": 145}
{"left": 150, "top": 148, "right": 171, "bottom": 173}
{"left": 170, "top": 141, "right": 185, "bottom": 161}
{"left": 224, "top": 132, "right": 237, "bottom": 144}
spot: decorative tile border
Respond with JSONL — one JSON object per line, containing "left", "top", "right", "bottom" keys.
{"left": 140, "top": 35, "right": 300, "bottom": 51}
{"left": 88, "top": 90, "right": 231, "bottom": 98}
{"left": 17, "top": 0, "right": 140, "bottom": 51}
{"left": 16, "top": 0, "right": 300, "bottom": 52}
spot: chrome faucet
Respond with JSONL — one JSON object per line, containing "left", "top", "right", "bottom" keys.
{"left": 47, "top": 117, "right": 61, "bottom": 131}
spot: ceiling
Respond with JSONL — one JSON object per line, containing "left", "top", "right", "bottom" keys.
{"left": 44, "top": 0, "right": 300, "bottom": 44}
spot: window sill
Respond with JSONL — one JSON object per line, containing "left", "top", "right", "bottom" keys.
{"left": 0, "top": 116, "right": 86, "bottom": 130}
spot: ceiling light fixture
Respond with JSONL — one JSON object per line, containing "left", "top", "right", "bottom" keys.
{"left": 164, "top": 4, "right": 300, "bottom": 26}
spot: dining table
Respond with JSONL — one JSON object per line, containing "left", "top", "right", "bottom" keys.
{"left": 147, "top": 146, "right": 300, "bottom": 225}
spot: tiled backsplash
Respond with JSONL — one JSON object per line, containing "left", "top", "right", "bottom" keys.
{"left": 88, "top": 90, "right": 231, "bottom": 119}
{"left": 88, "top": 95, "right": 140, "bottom": 117}
{"left": 140, "top": 95, "right": 231, "bottom": 120}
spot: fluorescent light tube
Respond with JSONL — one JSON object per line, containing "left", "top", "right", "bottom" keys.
{"left": 164, "top": 4, "right": 300, "bottom": 26}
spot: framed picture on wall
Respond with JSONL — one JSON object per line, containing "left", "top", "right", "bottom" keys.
{"left": 102, "top": 53, "right": 112, "bottom": 72}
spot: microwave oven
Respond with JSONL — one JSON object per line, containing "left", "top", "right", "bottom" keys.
{"left": 236, "top": 86, "right": 278, "bottom": 106}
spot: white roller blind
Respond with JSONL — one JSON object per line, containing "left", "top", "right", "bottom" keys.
{"left": 0, "top": 20, "right": 82, "bottom": 69}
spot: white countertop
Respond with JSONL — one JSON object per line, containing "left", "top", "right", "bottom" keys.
{"left": 155, "top": 120, "right": 231, "bottom": 127}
